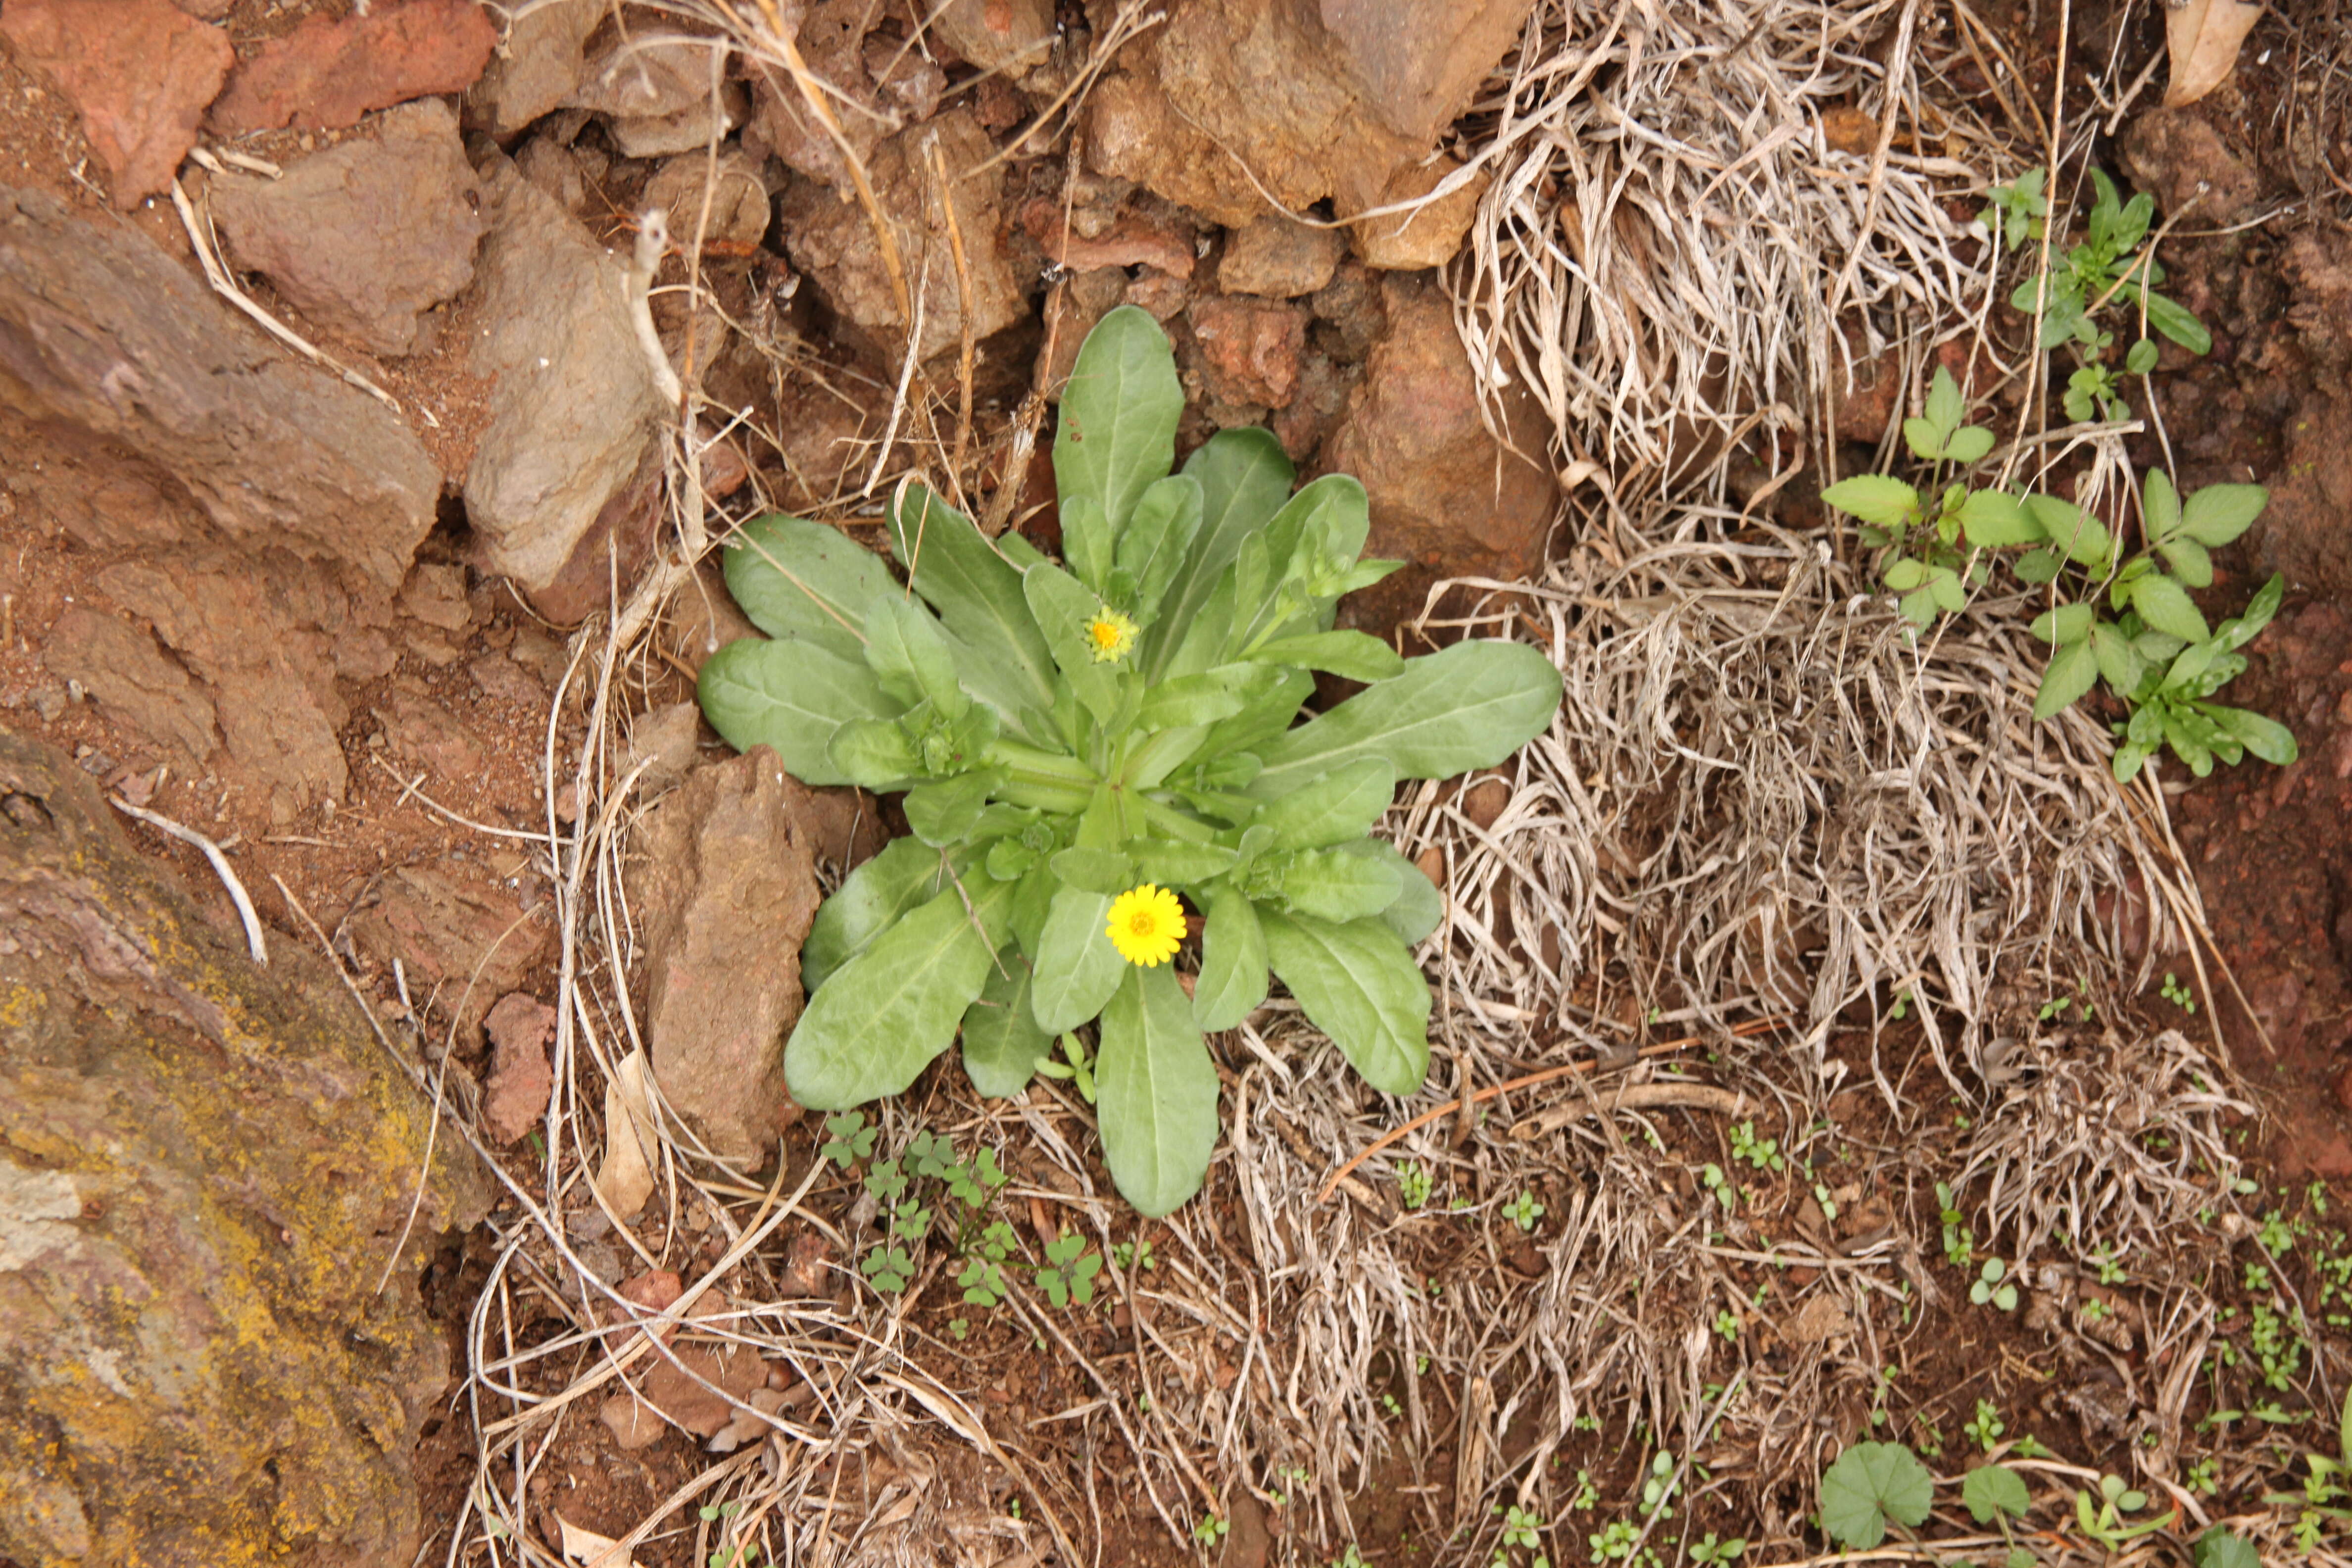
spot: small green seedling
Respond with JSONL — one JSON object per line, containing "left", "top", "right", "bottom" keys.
{"left": 1971, "top": 1257, "right": 2018, "bottom": 1311}
{"left": 1962, "top": 1463, "right": 2030, "bottom": 1525}
{"left": 1036, "top": 1232, "right": 1102, "bottom": 1308}
{"left": 2162, "top": 971, "right": 2199, "bottom": 1014}
{"left": 1965, "top": 1398, "right": 2007, "bottom": 1451}
{"left": 2073, "top": 1472, "right": 2174, "bottom": 1551}
{"left": 1396, "top": 1159, "right": 1432, "bottom": 1209}
{"left": 1504, "top": 1190, "right": 1546, "bottom": 1232}
{"left": 1688, "top": 1533, "right": 1745, "bottom": 1566}
{"left": 1729, "top": 1121, "right": 1782, "bottom": 1174}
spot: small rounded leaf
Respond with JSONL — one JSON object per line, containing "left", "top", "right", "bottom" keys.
{"left": 1819, "top": 1442, "right": 1934, "bottom": 1550}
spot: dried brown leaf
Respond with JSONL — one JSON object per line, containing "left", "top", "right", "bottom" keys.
{"left": 2163, "top": 0, "right": 2264, "bottom": 108}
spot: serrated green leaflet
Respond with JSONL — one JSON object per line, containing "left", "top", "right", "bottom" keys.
{"left": 1818, "top": 1442, "right": 1933, "bottom": 1550}
{"left": 1260, "top": 908, "right": 1430, "bottom": 1095}
{"left": 1095, "top": 964, "right": 1218, "bottom": 1217}
{"left": 1819, "top": 475, "right": 1919, "bottom": 527}
{"left": 1249, "top": 640, "right": 1562, "bottom": 798}
{"left": 697, "top": 637, "right": 899, "bottom": 787}
{"left": 786, "top": 882, "right": 1008, "bottom": 1109}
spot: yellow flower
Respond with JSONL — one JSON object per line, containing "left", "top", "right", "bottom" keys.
{"left": 1084, "top": 606, "right": 1138, "bottom": 663}
{"left": 1106, "top": 883, "right": 1185, "bottom": 967}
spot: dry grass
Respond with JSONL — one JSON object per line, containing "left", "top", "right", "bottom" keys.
{"left": 373, "top": 4, "right": 2352, "bottom": 1567}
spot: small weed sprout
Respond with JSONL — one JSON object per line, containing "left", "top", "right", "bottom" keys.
{"left": 2161, "top": 972, "right": 2199, "bottom": 1013}
{"left": 1688, "top": 1533, "right": 1746, "bottom": 1566}
{"left": 1729, "top": 1121, "right": 1783, "bottom": 1174}
{"left": 1965, "top": 1398, "right": 2007, "bottom": 1451}
{"left": 1396, "top": 1159, "right": 1432, "bottom": 1210}
{"left": 1971, "top": 1258, "right": 2019, "bottom": 1311}
{"left": 1504, "top": 1190, "right": 1546, "bottom": 1232}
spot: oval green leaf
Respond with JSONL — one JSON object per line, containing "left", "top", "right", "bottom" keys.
{"left": 1029, "top": 884, "right": 1127, "bottom": 1033}
{"left": 2032, "top": 637, "right": 2100, "bottom": 721}
{"left": 1249, "top": 640, "right": 1561, "bottom": 798}
{"left": 1095, "top": 963, "right": 1219, "bottom": 1217}
{"left": 1192, "top": 885, "right": 1269, "bottom": 1032}
{"left": 785, "top": 882, "right": 1006, "bottom": 1109}
{"left": 1055, "top": 304, "right": 1183, "bottom": 537}
{"left": 961, "top": 950, "right": 1049, "bottom": 1098}
{"left": 721, "top": 513, "right": 896, "bottom": 657}
{"left": 698, "top": 637, "right": 900, "bottom": 787}
{"left": 1260, "top": 908, "right": 1431, "bottom": 1096}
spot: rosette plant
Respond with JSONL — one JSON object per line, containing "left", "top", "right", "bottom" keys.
{"left": 697, "top": 306, "right": 1563, "bottom": 1214}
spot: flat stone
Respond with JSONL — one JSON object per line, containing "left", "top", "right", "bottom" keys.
{"left": 641, "top": 149, "right": 772, "bottom": 251}
{"left": 482, "top": 991, "right": 556, "bottom": 1143}
{"left": 1317, "top": 0, "right": 1537, "bottom": 145}
{"left": 465, "top": 0, "right": 601, "bottom": 136}
{"left": 346, "top": 863, "right": 553, "bottom": 1037}
{"left": 461, "top": 156, "right": 666, "bottom": 610}
{"left": 1218, "top": 214, "right": 1345, "bottom": 298}
{"left": 632, "top": 747, "right": 823, "bottom": 1167}
{"left": 1188, "top": 294, "right": 1307, "bottom": 408}
{"left": 209, "top": 99, "right": 485, "bottom": 357}
{"left": 566, "top": 34, "right": 746, "bottom": 158}
{"left": 0, "top": 187, "right": 441, "bottom": 592}
{"left": 0, "top": 0, "right": 233, "bottom": 210}
{"left": 929, "top": 0, "right": 1054, "bottom": 77}
{"left": 624, "top": 700, "right": 702, "bottom": 796}
{"left": 0, "top": 730, "right": 486, "bottom": 1568}
{"left": 376, "top": 684, "right": 490, "bottom": 782}
{"left": 39, "top": 606, "right": 218, "bottom": 764}
{"left": 209, "top": 0, "right": 499, "bottom": 135}
{"left": 1320, "top": 275, "right": 1555, "bottom": 634}
{"left": 397, "top": 561, "right": 473, "bottom": 634}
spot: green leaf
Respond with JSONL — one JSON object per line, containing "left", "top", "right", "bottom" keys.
{"left": 1135, "top": 666, "right": 1256, "bottom": 730}
{"left": 1250, "top": 758, "right": 1397, "bottom": 850}
{"left": 825, "top": 715, "right": 923, "bottom": 790}
{"left": 2014, "top": 547, "right": 2063, "bottom": 584}
{"left": 1820, "top": 475, "right": 1922, "bottom": 528}
{"left": 1276, "top": 847, "right": 1404, "bottom": 924}
{"left": 1249, "top": 640, "right": 1561, "bottom": 798}
{"left": 1928, "top": 568, "right": 1967, "bottom": 613}
{"left": 2131, "top": 574, "right": 2212, "bottom": 643}
{"left": 2219, "top": 573, "right": 2285, "bottom": 648}
{"left": 1094, "top": 963, "right": 1219, "bottom": 1217}
{"left": 2024, "top": 494, "right": 2112, "bottom": 567}
{"left": 2179, "top": 483, "right": 2266, "bottom": 547}
{"left": 1883, "top": 558, "right": 1929, "bottom": 592}
{"left": 1959, "top": 489, "right": 2042, "bottom": 548}
{"left": 1048, "top": 846, "right": 1135, "bottom": 896}
{"left": 890, "top": 481, "right": 1059, "bottom": 722}
{"left": 2126, "top": 338, "right": 2160, "bottom": 375}
{"left": 1055, "top": 304, "right": 1182, "bottom": 538}
{"left": 1943, "top": 425, "right": 1995, "bottom": 465}
{"left": 1024, "top": 559, "right": 1126, "bottom": 723}
{"left": 1028, "top": 884, "right": 1127, "bottom": 1033}
{"left": 961, "top": 951, "right": 1049, "bottom": 1098}
{"left": 2090, "top": 620, "right": 2147, "bottom": 695}
{"left": 904, "top": 768, "right": 1003, "bottom": 847}
{"left": 2033, "top": 637, "right": 2100, "bottom": 721}
{"left": 1130, "top": 839, "right": 1239, "bottom": 886}
{"left": 1194, "top": 666, "right": 1315, "bottom": 761}
{"left": 1144, "top": 429, "right": 1295, "bottom": 679}
{"left": 1818, "top": 1442, "right": 1934, "bottom": 1550}
{"left": 2205, "top": 704, "right": 2298, "bottom": 766}
{"left": 2143, "top": 291, "right": 2211, "bottom": 354}
{"left": 2192, "top": 1528, "right": 2260, "bottom": 1568}
{"left": 803, "top": 837, "right": 960, "bottom": 992}
{"left": 1059, "top": 493, "right": 1114, "bottom": 594}
{"left": 698, "top": 637, "right": 900, "bottom": 787}
{"left": 1339, "top": 840, "right": 1442, "bottom": 944}
{"left": 2142, "top": 468, "right": 2182, "bottom": 542}
{"left": 863, "top": 593, "right": 966, "bottom": 713}
{"left": 1260, "top": 909, "right": 1430, "bottom": 1096}
{"left": 722, "top": 513, "right": 895, "bottom": 659}
{"left": 1961, "top": 1464, "right": 2030, "bottom": 1525}
{"left": 1193, "top": 885, "right": 1270, "bottom": 1031}
{"left": 1116, "top": 474, "right": 1204, "bottom": 620}
{"left": 2158, "top": 537, "right": 2213, "bottom": 588}
{"left": 1246, "top": 630, "right": 1406, "bottom": 683}
{"left": 785, "top": 882, "right": 1008, "bottom": 1109}
{"left": 2028, "top": 603, "right": 2095, "bottom": 645}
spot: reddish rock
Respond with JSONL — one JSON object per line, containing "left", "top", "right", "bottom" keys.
{"left": 632, "top": 748, "right": 824, "bottom": 1167}
{"left": 599, "top": 1342, "right": 768, "bottom": 1447}
{"left": 930, "top": 0, "right": 1053, "bottom": 76}
{"left": 1189, "top": 295, "right": 1308, "bottom": 408}
{"left": 1021, "top": 195, "right": 1197, "bottom": 278}
{"left": 39, "top": 607, "right": 218, "bottom": 764}
{"left": 1125, "top": 267, "right": 1190, "bottom": 322}
{"left": 1219, "top": 215, "right": 1346, "bottom": 299}
{"left": 2119, "top": 109, "right": 2261, "bottom": 228}
{"left": 347, "top": 864, "right": 552, "bottom": 1037}
{"left": 0, "top": 0, "right": 233, "bottom": 209}
{"left": 209, "top": 0, "right": 498, "bottom": 136}
{"left": 464, "top": 0, "right": 598, "bottom": 135}
{"left": 377, "top": 684, "right": 490, "bottom": 782}
{"left": 209, "top": 99, "right": 485, "bottom": 357}
{"left": 1320, "top": 276, "right": 1556, "bottom": 634}
{"left": 481, "top": 992, "right": 556, "bottom": 1143}
{"left": 1318, "top": 0, "right": 1538, "bottom": 145}
{"left": 1038, "top": 268, "right": 1130, "bottom": 401}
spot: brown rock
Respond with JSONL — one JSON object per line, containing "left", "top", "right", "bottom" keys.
{"left": 97, "top": 559, "right": 352, "bottom": 823}
{"left": 169, "top": 0, "right": 230, "bottom": 17}
{"left": 632, "top": 747, "right": 824, "bottom": 1167}
{"left": 468, "top": 650, "right": 547, "bottom": 709}
{"left": 778, "top": 107, "right": 1027, "bottom": 365}
{"left": 566, "top": 34, "right": 748, "bottom": 158}
{"left": 599, "top": 1343, "right": 769, "bottom": 1446}
{"left": 1188, "top": 294, "right": 1307, "bottom": 408}
{"left": 1341, "top": 152, "right": 1486, "bottom": 271}
{"left": 209, "top": 0, "right": 499, "bottom": 135}
{"left": 624, "top": 700, "right": 703, "bottom": 795}
{"left": 0, "top": 729, "right": 486, "bottom": 1568}
{"left": 642, "top": 149, "right": 773, "bottom": 250}
{"left": 1125, "top": 267, "right": 1191, "bottom": 322}
{"left": 465, "top": 0, "right": 600, "bottom": 136}
{"left": 40, "top": 607, "right": 218, "bottom": 764}
{"left": 2119, "top": 108, "right": 2261, "bottom": 229}
{"left": 1022, "top": 194, "right": 1197, "bottom": 277}
{"left": 399, "top": 561, "right": 473, "bottom": 633}
{"left": 1321, "top": 0, "right": 1535, "bottom": 139}
{"left": 0, "top": 187, "right": 440, "bottom": 592}
{"left": 209, "top": 99, "right": 486, "bottom": 357}
{"left": 661, "top": 561, "right": 761, "bottom": 676}
{"left": 377, "top": 685, "right": 490, "bottom": 782}
{"left": 462, "top": 157, "right": 666, "bottom": 609}
{"left": 746, "top": 0, "right": 886, "bottom": 189}
{"left": 482, "top": 991, "right": 557, "bottom": 1143}
{"left": 1037, "top": 267, "right": 1130, "bottom": 401}
{"left": 514, "top": 134, "right": 590, "bottom": 214}
{"left": 617, "top": 1268, "right": 685, "bottom": 1314}
{"left": 1320, "top": 276, "right": 1555, "bottom": 634}
{"left": 1830, "top": 321, "right": 1901, "bottom": 443}
{"left": 1218, "top": 215, "right": 1345, "bottom": 298}
{"left": 928, "top": 0, "right": 1054, "bottom": 77}
{"left": 347, "top": 863, "right": 552, "bottom": 1036}
{"left": 0, "top": 0, "right": 233, "bottom": 210}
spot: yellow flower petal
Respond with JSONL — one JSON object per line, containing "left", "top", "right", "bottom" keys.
{"left": 1084, "top": 607, "right": 1138, "bottom": 663}
{"left": 1106, "top": 883, "right": 1185, "bottom": 967}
